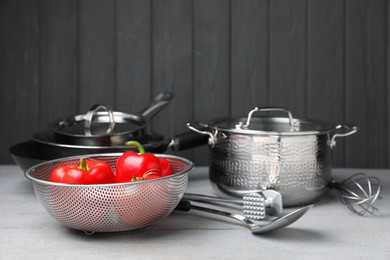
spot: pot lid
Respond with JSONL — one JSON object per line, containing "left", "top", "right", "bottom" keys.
{"left": 51, "top": 104, "right": 146, "bottom": 138}
{"left": 209, "top": 107, "right": 336, "bottom": 135}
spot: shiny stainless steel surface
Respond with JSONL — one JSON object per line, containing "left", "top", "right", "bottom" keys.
{"left": 209, "top": 132, "right": 332, "bottom": 206}
{"left": 84, "top": 104, "right": 116, "bottom": 136}
{"left": 188, "top": 107, "right": 359, "bottom": 207}
{"left": 25, "top": 154, "right": 193, "bottom": 233}
{"left": 179, "top": 199, "right": 313, "bottom": 234}
{"left": 183, "top": 190, "right": 283, "bottom": 218}
{"left": 50, "top": 92, "right": 174, "bottom": 146}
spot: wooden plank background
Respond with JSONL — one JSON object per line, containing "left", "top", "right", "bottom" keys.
{"left": 0, "top": 0, "right": 388, "bottom": 168}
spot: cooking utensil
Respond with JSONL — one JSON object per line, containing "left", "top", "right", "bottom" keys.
{"left": 31, "top": 130, "right": 170, "bottom": 158}
{"left": 9, "top": 132, "right": 169, "bottom": 173}
{"left": 187, "top": 107, "right": 359, "bottom": 207}
{"left": 9, "top": 141, "right": 49, "bottom": 173}
{"left": 50, "top": 92, "right": 174, "bottom": 146}
{"left": 330, "top": 172, "right": 382, "bottom": 216}
{"left": 24, "top": 153, "right": 193, "bottom": 233}
{"left": 10, "top": 129, "right": 207, "bottom": 173}
{"left": 183, "top": 190, "right": 283, "bottom": 218}
{"left": 9, "top": 90, "right": 209, "bottom": 173}
{"left": 176, "top": 199, "right": 313, "bottom": 234}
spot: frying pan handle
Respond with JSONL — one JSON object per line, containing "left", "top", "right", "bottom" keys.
{"left": 139, "top": 92, "right": 175, "bottom": 118}
{"left": 329, "top": 124, "right": 359, "bottom": 149}
{"left": 169, "top": 127, "right": 210, "bottom": 151}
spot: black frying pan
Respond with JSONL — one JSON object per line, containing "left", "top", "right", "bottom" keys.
{"left": 10, "top": 129, "right": 208, "bottom": 173}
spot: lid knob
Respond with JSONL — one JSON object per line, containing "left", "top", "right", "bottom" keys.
{"left": 240, "top": 107, "right": 300, "bottom": 131}
{"left": 83, "top": 104, "right": 116, "bottom": 136}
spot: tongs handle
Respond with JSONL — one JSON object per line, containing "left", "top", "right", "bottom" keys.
{"left": 182, "top": 190, "right": 283, "bottom": 220}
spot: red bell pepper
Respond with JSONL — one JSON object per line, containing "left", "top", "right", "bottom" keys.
{"left": 50, "top": 158, "right": 115, "bottom": 184}
{"left": 116, "top": 140, "right": 172, "bottom": 182}
{"left": 159, "top": 157, "right": 172, "bottom": 177}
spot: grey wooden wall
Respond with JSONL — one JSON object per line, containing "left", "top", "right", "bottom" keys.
{"left": 0, "top": 0, "right": 389, "bottom": 168}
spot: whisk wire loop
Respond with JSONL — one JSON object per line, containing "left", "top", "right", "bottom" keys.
{"left": 337, "top": 173, "right": 381, "bottom": 216}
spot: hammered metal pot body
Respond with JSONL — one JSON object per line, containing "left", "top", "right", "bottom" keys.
{"left": 187, "top": 107, "right": 358, "bottom": 207}
{"left": 209, "top": 132, "right": 332, "bottom": 206}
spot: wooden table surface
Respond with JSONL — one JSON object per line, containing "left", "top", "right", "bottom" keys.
{"left": 1, "top": 165, "right": 389, "bottom": 259}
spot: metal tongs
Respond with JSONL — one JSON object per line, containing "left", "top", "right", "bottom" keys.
{"left": 183, "top": 189, "right": 283, "bottom": 220}
{"left": 177, "top": 190, "right": 313, "bottom": 234}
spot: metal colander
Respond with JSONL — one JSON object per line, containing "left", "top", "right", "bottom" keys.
{"left": 25, "top": 153, "right": 193, "bottom": 233}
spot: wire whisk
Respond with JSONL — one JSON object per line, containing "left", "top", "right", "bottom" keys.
{"left": 331, "top": 173, "right": 382, "bottom": 216}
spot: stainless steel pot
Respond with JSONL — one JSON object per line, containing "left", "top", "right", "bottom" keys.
{"left": 188, "top": 107, "right": 359, "bottom": 207}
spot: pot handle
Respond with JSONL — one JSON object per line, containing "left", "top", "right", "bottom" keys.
{"left": 240, "top": 107, "right": 300, "bottom": 130}
{"left": 329, "top": 124, "right": 359, "bottom": 149}
{"left": 186, "top": 123, "right": 216, "bottom": 148}
{"left": 84, "top": 104, "right": 116, "bottom": 136}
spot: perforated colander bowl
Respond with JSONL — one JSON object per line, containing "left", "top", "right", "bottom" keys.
{"left": 25, "top": 153, "right": 193, "bottom": 233}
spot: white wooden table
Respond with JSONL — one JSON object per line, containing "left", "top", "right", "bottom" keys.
{"left": 1, "top": 165, "right": 389, "bottom": 259}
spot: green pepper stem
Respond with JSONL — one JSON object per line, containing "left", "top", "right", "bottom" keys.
{"left": 79, "top": 158, "right": 88, "bottom": 171}
{"left": 125, "top": 140, "right": 145, "bottom": 154}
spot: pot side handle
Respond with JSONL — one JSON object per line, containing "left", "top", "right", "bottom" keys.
{"left": 329, "top": 124, "right": 359, "bottom": 149}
